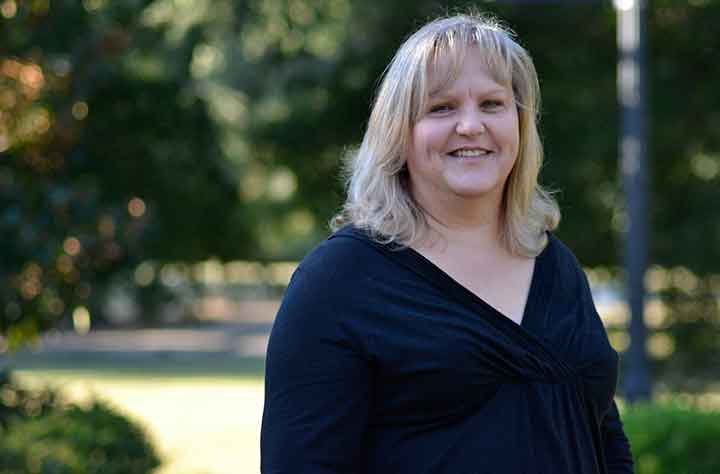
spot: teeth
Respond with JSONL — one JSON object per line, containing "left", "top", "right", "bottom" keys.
{"left": 452, "top": 149, "right": 490, "bottom": 157}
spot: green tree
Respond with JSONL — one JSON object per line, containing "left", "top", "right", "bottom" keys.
{"left": 0, "top": 0, "right": 242, "bottom": 347}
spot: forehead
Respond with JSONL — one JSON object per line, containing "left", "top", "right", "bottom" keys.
{"left": 424, "top": 40, "right": 513, "bottom": 96}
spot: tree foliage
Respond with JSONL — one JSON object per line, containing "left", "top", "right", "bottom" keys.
{"left": 0, "top": 0, "right": 718, "bottom": 374}
{"left": 0, "top": 0, "right": 241, "bottom": 346}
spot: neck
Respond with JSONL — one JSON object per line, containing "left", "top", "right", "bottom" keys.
{"left": 412, "top": 189, "right": 506, "bottom": 255}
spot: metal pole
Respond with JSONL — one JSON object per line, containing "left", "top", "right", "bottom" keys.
{"left": 615, "top": 0, "right": 651, "bottom": 402}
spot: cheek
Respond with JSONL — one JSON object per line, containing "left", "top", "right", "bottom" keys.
{"left": 412, "top": 121, "right": 447, "bottom": 153}
{"left": 411, "top": 124, "right": 429, "bottom": 151}
{"left": 500, "top": 115, "right": 520, "bottom": 153}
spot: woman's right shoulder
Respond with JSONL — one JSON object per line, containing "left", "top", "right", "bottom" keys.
{"left": 294, "top": 225, "right": 388, "bottom": 281}
{"left": 275, "top": 225, "right": 386, "bottom": 333}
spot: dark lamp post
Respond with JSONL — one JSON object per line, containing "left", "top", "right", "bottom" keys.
{"left": 615, "top": 0, "right": 652, "bottom": 402}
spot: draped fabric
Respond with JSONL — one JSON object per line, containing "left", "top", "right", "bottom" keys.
{"left": 261, "top": 226, "right": 634, "bottom": 474}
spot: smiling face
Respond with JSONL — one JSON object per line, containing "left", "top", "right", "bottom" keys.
{"left": 406, "top": 46, "right": 520, "bottom": 218}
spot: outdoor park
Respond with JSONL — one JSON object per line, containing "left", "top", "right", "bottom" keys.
{"left": 1, "top": 0, "right": 719, "bottom": 473}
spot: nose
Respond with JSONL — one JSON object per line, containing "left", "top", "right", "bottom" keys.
{"left": 455, "top": 109, "right": 486, "bottom": 136}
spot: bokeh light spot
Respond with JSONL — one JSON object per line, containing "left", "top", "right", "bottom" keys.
{"left": 670, "top": 266, "right": 699, "bottom": 295}
{"left": 647, "top": 332, "right": 675, "bottom": 359}
{"left": 20, "top": 279, "right": 41, "bottom": 300}
{"left": 33, "top": 109, "right": 51, "bottom": 134}
{"left": 72, "top": 101, "right": 89, "bottom": 120}
{"left": 267, "top": 167, "right": 297, "bottom": 201}
{"left": 608, "top": 331, "right": 630, "bottom": 352}
{"left": 644, "top": 300, "right": 667, "bottom": 329}
{"left": 191, "top": 43, "right": 225, "bottom": 78}
{"left": 72, "top": 306, "right": 91, "bottom": 335}
{"left": 1, "top": 0, "right": 17, "bottom": 19}
{"left": 134, "top": 262, "right": 155, "bottom": 286}
{"left": 193, "top": 260, "right": 225, "bottom": 285}
{"left": 306, "top": 27, "right": 339, "bottom": 59}
{"left": 160, "top": 264, "right": 188, "bottom": 287}
{"left": 644, "top": 265, "right": 669, "bottom": 292}
{"left": 128, "top": 197, "right": 146, "bottom": 217}
{"left": 224, "top": 261, "right": 264, "bottom": 285}
{"left": 20, "top": 64, "right": 44, "bottom": 89}
{"left": 691, "top": 153, "right": 719, "bottom": 180}
{"left": 63, "top": 236, "right": 82, "bottom": 256}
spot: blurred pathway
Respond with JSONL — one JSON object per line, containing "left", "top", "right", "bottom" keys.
{"left": 5, "top": 322, "right": 272, "bottom": 371}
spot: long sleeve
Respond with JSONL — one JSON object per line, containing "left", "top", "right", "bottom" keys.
{"left": 602, "top": 400, "right": 634, "bottom": 474}
{"left": 260, "top": 261, "right": 373, "bottom": 474}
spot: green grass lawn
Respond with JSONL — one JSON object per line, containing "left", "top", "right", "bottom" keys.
{"left": 12, "top": 357, "right": 266, "bottom": 474}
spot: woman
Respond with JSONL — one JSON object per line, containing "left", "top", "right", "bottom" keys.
{"left": 261, "top": 13, "right": 634, "bottom": 474}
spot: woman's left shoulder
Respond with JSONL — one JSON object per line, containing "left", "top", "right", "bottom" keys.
{"left": 544, "top": 233, "right": 580, "bottom": 268}
{"left": 542, "top": 233, "right": 593, "bottom": 296}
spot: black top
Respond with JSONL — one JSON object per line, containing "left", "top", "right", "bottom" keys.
{"left": 261, "top": 226, "right": 634, "bottom": 474}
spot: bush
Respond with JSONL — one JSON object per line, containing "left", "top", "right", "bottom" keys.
{"left": 0, "top": 370, "right": 61, "bottom": 427}
{"left": 623, "top": 401, "right": 720, "bottom": 474}
{"left": 0, "top": 371, "right": 160, "bottom": 474}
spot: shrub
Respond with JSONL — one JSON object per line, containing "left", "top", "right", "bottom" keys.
{"left": 623, "top": 401, "right": 720, "bottom": 474}
{"left": 0, "top": 369, "right": 61, "bottom": 427}
{"left": 0, "top": 371, "right": 161, "bottom": 474}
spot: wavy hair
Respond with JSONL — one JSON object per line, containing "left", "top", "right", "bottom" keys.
{"left": 331, "top": 13, "right": 560, "bottom": 257}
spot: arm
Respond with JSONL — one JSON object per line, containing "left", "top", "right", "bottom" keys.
{"left": 555, "top": 238, "right": 634, "bottom": 473}
{"left": 260, "top": 265, "right": 372, "bottom": 474}
{"left": 602, "top": 400, "right": 634, "bottom": 474}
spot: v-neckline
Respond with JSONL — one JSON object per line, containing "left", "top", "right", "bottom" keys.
{"left": 406, "top": 247, "right": 545, "bottom": 330}
{"left": 338, "top": 226, "right": 555, "bottom": 337}
{"left": 366, "top": 234, "right": 553, "bottom": 336}
{"left": 406, "top": 247, "right": 538, "bottom": 328}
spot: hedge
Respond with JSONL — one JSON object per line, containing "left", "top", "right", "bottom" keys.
{"left": 623, "top": 401, "right": 720, "bottom": 474}
{"left": 0, "top": 371, "right": 160, "bottom": 474}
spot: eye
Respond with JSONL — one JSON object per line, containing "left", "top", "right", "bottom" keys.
{"left": 481, "top": 99, "right": 505, "bottom": 111}
{"left": 428, "top": 103, "right": 453, "bottom": 114}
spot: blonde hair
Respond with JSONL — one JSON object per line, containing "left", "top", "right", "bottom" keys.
{"left": 331, "top": 13, "right": 560, "bottom": 257}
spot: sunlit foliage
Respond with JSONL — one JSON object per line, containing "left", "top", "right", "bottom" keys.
{"left": 0, "top": 0, "right": 239, "bottom": 347}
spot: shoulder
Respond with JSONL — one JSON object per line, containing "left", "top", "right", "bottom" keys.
{"left": 545, "top": 233, "right": 584, "bottom": 274}
{"left": 294, "top": 225, "right": 391, "bottom": 282}
{"left": 544, "top": 233, "right": 591, "bottom": 295}
{"left": 278, "top": 225, "right": 392, "bottom": 315}
{"left": 271, "top": 226, "right": 381, "bottom": 354}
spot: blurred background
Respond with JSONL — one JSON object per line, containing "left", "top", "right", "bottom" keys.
{"left": 1, "top": 0, "right": 719, "bottom": 473}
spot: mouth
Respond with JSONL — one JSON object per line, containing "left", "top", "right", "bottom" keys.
{"left": 447, "top": 147, "right": 494, "bottom": 158}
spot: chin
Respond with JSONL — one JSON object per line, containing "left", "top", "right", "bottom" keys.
{"left": 449, "top": 179, "right": 502, "bottom": 197}
{"left": 452, "top": 187, "right": 501, "bottom": 200}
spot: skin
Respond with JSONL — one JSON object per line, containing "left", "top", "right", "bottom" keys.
{"left": 406, "top": 46, "right": 534, "bottom": 325}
